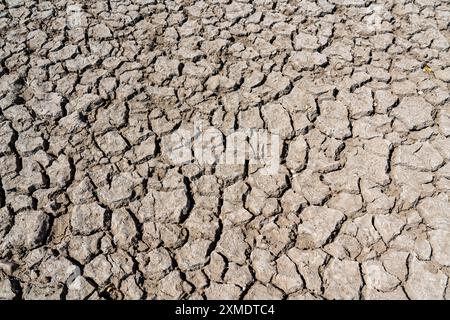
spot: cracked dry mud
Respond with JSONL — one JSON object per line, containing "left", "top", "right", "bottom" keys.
{"left": 1, "top": 0, "right": 450, "bottom": 301}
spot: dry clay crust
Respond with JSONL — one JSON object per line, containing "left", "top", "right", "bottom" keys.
{"left": 0, "top": 0, "right": 450, "bottom": 300}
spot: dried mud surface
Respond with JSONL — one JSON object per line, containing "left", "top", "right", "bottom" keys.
{"left": 1, "top": 0, "right": 450, "bottom": 300}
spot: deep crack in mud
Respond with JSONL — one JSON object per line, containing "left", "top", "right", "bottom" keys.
{"left": 0, "top": 0, "right": 450, "bottom": 300}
